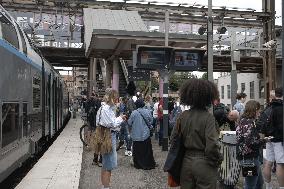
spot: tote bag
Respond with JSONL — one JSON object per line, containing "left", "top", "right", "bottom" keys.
{"left": 163, "top": 117, "right": 185, "bottom": 186}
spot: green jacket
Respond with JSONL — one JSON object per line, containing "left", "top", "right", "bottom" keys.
{"left": 171, "top": 109, "right": 222, "bottom": 165}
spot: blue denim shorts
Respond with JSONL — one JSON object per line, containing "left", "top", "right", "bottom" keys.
{"left": 102, "top": 132, "right": 117, "bottom": 171}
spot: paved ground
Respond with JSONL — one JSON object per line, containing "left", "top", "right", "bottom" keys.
{"left": 79, "top": 136, "right": 281, "bottom": 189}
{"left": 79, "top": 138, "right": 171, "bottom": 189}
{"left": 16, "top": 118, "right": 83, "bottom": 189}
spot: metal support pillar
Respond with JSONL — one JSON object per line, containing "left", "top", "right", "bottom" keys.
{"left": 162, "top": 71, "right": 169, "bottom": 151}
{"left": 159, "top": 78, "right": 163, "bottom": 97}
{"left": 105, "top": 60, "right": 112, "bottom": 88}
{"left": 88, "top": 59, "right": 93, "bottom": 97}
{"left": 263, "top": 0, "right": 276, "bottom": 102}
{"left": 92, "top": 58, "right": 97, "bottom": 93}
{"left": 231, "top": 32, "right": 238, "bottom": 107}
{"left": 112, "top": 59, "right": 119, "bottom": 92}
{"left": 207, "top": 0, "right": 213, "bottom": 82}
{"left": 162, "top": 10, "right": 169, "bottom": 151}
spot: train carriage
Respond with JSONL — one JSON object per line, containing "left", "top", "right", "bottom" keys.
{"left": 0, "top": 5, "right": 70, "bottom": 182}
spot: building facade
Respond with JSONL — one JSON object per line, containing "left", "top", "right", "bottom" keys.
{"left": 73, "top": 67, "right": 88, "bottom": 98}
{"left": 217, "top": 73, "right": 265, "bottom": 109}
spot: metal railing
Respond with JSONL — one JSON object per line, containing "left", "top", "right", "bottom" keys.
{"left": 119, "top": 59, "right": 129, "bottom": 85}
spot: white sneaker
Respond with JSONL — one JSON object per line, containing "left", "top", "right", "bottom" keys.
{"left": 124, "top": 151, "right": 128, "bottom": 156}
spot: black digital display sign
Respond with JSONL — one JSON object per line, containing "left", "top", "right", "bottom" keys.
{"left": 141, "top": 51, "right": 165, "bottom": 65}
{"left": 136, "top": 46, "right": 171, "bottom": 70}
{"left": 170, "top": 49, "right": 205, "bottom": 71}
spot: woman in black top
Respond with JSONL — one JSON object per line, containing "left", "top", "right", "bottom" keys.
{"left": 236, "top": 100, "right": 264, "bottom": 189}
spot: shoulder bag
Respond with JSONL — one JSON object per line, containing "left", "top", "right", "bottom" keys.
{"left": 163, "top": 114, "right": 185, "bottom": 186}
{"left": 89, "top": 106, "right": 113, "bottom": 155}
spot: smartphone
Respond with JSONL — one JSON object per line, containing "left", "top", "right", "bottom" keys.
{"left": 264, "top": 136, "right": 274, "bottom": 140}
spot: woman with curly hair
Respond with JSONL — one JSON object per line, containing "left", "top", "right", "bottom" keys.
{"left": 170, "top": 78, "right": 222, "bottom": 189}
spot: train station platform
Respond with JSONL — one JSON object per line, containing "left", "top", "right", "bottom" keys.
{"left": 15, "top": 118, "right": 84, "bottom": 189}
{"left": 15, "top": 117, "right": 280, "bottom": 189}
{"left": 79, "top": 136, "right": 170, "bottom": 189}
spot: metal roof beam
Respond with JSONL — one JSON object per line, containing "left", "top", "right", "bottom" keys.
{"left": 1, "top": 0, "right": 269, "bottom": 28}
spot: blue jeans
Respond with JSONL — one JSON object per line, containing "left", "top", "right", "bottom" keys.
{"left": 152, "top": 117, "right": 158, "bottom": 140}
{"left": 119, "top": 121, "right": 132, "bottom": 151}
{"left": 102, "top": 132, "right": 117, "bottom": 171}
{"left": 243, "top": 158, "right": 263, "bottom": 189}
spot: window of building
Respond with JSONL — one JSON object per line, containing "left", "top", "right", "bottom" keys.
{"left": 0, "top": 15, "right": 19, "bottom": 49}
{"left": 2, "top": 103, "right": 20, "bottom": 147}
{"left": 250, "top": 81, "right": 255, "bottom": 99}
{"left": 259, "top": 80, "right": 264, "bottom": 99}
{"left": 221, "top": 86, "right": 224, "bottom": 99}
{"left": 33, "top": 77, "right": 41, "bottom": 109}
{"left": 227, "top": 85, "right": 231, "bottom": 99}
{"left": 241, "top": 83, "right": 245, "bottom": 93}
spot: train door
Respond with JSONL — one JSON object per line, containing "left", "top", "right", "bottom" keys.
{"left": 47, "top": 74, "right": 51, "bottom": 137}
{"left": 49, "top": 74, "right": 55, "bottom": 136}
{"left": 53, "top": 78, "right": 57, "bottom": 133}
{"left": 56, "top": 79, "right": 60, "bottom": 131}
{"left": 59, "top": 84, "right": 63, "bottom": 128}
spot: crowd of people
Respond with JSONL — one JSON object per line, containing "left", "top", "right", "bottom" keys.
{"left": 75, "top": 78, "right": 283, "bottom": 189}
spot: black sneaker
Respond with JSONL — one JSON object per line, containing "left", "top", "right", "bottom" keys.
{"left": 116, "top": 141, "right": 124, "bottom": 151}
{"left": 92, "top": 160, "right": 98, "bottom": 166}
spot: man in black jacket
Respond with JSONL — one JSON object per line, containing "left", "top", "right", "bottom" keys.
{"left": 85, "top": 93, "right": 102, "bottom": 166}
{"left": 260, "top": 88, "right": 284, "bottom": 189}
{"left": 85, "top": 94, "right": 101, "bottom": 129}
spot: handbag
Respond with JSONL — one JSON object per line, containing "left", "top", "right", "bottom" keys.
{"left": 89, "top": 106, "right": 112, "bottom": 155}
{"left": 163, "top": 116, "right": 185, "bottom": 186}
{"left": 138, "top": 110, "right": 154, "bottom": 137}
{"left": 240, "top": 159, "right": 258, "bottom": 177}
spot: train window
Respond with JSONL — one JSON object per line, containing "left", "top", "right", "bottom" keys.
{"left": 23, "top": 103, "right": 28, "bottom": 137}
{"left": 1, "top": 103, "right": 20, "bottom": 147}
{"left": 0, "top": 17, "right": 19, "bottom": 49}
{"left": 32, "top": 77, "right": 41, "bottom": 109}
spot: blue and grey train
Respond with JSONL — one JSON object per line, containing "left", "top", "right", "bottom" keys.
{"left": 0, "top": 6, "right": 70, "bottom": 182}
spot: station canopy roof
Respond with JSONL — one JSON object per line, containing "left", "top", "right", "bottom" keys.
{"left": 84, "top": 8, "right": 207, "bottom": 59}
{"left": 83, "top": 8, "right": 281, "bottom": 73}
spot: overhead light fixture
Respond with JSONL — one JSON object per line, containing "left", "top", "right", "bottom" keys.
{"left": 217, "top": 26, "right": 227, "bottom": 34}
{"left": 198, "top": 25, "right": 207, "bottom": 35}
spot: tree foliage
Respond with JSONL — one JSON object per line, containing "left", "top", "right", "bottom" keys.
{"left": 169, "top": 72, "right": 197, "bottom": 92}
{"left": 201, "top": 72, "right": 208, "bottom": 80}
{"left": 151, "top": 77, "right": 159, "bottom": 90}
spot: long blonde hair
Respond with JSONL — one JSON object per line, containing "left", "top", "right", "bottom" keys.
{"left": 103, "top": 88, "right": 118, "bottom": 106}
